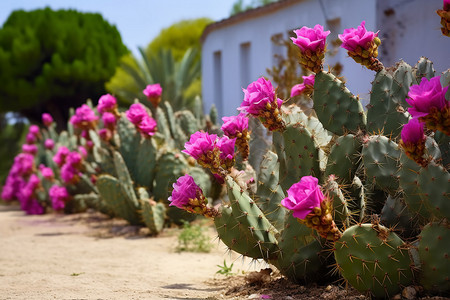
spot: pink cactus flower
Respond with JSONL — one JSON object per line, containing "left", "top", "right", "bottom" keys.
{"left": 39, "top": 164, "right": 54, "bottom": 180}
{"left": 281, "top": 176, "right": 325, "bottom": 219}
{"left": 290, "top": 74, "right": 315, "bottom": 97}
{"left": 97, "top": 94, "right": 117, "bottom": 114}
{"left": 26, "top": 133, "right": 37, "bottom": 144}
{"left": 444, "top": 0, "right": 450, "bottom": 11}
{"left": 102, "top": 112, "right": 117, "bottom": 130}
{"left": 13, "top": 153, "right": 35, "bottom": 176}
{"left": 26, "top": 198, "right": 45, "bottom": 215}
{"left": 291, "top": 24, "right": 330, "bottom": 52}
{"left": 406, "top": 76, "right": 448, "bottom": 118}
{"left": 183, "top": 131, "right": 218, "bottom": 160}
{"left": 70, "top": 104, "right": 99, "bottom": 129}
{"left": 338, "top": 21, "right": 378, "bottom": 52}
{"left": 143, "top": 83, "right": 162, "bottom": 99}
{"left": 221, "top": 113, "right": 249, "bottom": 137}
{"left": 42, "top": 113, "right": 53, "bottom": 127}
{"left": 22, "top": 144, "right": 38, "bottom": 155}
{"left": 44, "top": 139, "right": 55, "bottom": 150}
{"left": 66, "top": 151, "right": 83, "bottom": 167}
{"left": 138, "top": 115, "right": 158, "bottom": 137}
{"left": 126, "top": 103, "right": 147, "bottom": 125}
{"left": 217, "top": 136, "right": 236, "bottom": 161}
{"left": 78, "top": 146, "right": 88, "bottom": 159}
{"left": 61, "top": 163, "right": 80, "bottom": 184}
{"left": 239, "top": 77, "right": 282, "bottom": 116}
{"left": 53, "top": 146, "right": 70, "bottom": 167}
{"left": 98, "top": 128, "right": 112, "bottom": 141}
{"left": 168, "top": 174, "right": 202, "bottom": 209}
{"left": 29, "top": 125, "right": 40, "bottom": 136}
{"left": 401, "top": 118, "right": 425, "bottom": 145}
{"left": 49, "top": 185, "right": 70, "bottom": 210}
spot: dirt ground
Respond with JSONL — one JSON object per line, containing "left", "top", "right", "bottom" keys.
{"left": 1, "top": 203, "right": 449, "bottom": 300}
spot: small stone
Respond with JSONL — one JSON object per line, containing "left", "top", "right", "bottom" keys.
{"left": 283, "top": 297, "right": 294, "bottom": 300}
{"left": 391, "top": 294, "right": 401, "bottom": 300}
{"left": 325, "top": 285, "right": 332, "bottom": 291}
{"left": 248, "top": 294, "right": 260, "bottom": 299}
{"left": 402, "top": 286, "right": 417, "bottom": 299}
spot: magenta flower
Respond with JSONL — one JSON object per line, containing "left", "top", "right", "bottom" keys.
{"left": 26, "top": 133, "right": 37, "bottom": 144}
{"left": 406, "top": 76, "right": 448, "bottom": 118}
{"left": 67, "top": 151, "right": 82, "bottom": 166}
{"left": 444, "top": 0, "right": 450, "bottom": 10}
{"left": 401, "top": 118, "right": 425, "bottom": 145}
{"left": 39, "top": 164, "right": 54, "bottom": 180}
{"left": 138, "top": 115, "right": 158, "bottom": 136}
{"left": 78, "top": 146, "right": 88, "bottom": 159}
{"left": 221, "top": 113, "right": 249, "bottom": 137}
{"left": 13, "top": 153, "right": 35, "bottom": 176}
{"left": 143, "top": 83, "right": 162, "bottom": 98}
{"left": 29, "top": 125, "right": 40, "bottom": 136}
{"left": 42, "top": 113, "right": 53, "bottom": 127}
{"left": 61, "top": 163, "right": 80, "bottom": 184}
{"left": 99, "top": 128, "right": 112, "bottom": 141}
{"left": 53, "top": 146, "right": 70, "bottom": 167}
{"left": 239, "top": 77, "right": 282, "bottom": 116}
{"left": 44, "top": 139, "right": 55, "bottom": 150}
{"left": 183, "top": 131, "right": 218, "bottom": 160}
{"left": 126, "top": 103, "right": 147, "bottom": 124}
{"left": 291, "top": 24, "right": 330, "bottom": 52}
{"left": 97, "top": 94, "right": 117, "bottom": 114}
{"left": 18, "top": 174, "right": 41, "bottom": 212}
{"left": 217, "top": 136, "right": 236, "bottom": 161}
{"left": 290, "top": 74, "right": 315, "bottom": 97}
{"left": 281, "top": 176, "right": 325, "bottom": 219}
{"left": 70, "top": 104, "right": 99, "bottom": 129}
{"left": 338, "top": 21, "right": 378, "bottom": 52}
{"left": 22, "top": 144, "right": 38, "bottom": 155}
{"left": 168, "top": 174, "right": 202, "bottom": 209}
{"left": 102, "top": 112, "right": 117, "bottom": 130}
{"left": 49, "top": 185, "right": 70, "bottom": 210}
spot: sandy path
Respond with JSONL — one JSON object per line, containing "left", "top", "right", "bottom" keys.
{"left": 0, "top": 204, "right": 262, "bottom": 300}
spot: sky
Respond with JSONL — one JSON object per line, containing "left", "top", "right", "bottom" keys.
{"left": 0, "top": 0, "right": 237, "bottom": 56}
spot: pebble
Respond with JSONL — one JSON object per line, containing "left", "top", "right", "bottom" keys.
{"left": 402, "top": 286, "right": 417, "bottom": 299}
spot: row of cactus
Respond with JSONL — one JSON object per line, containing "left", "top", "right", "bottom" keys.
{"left": 169, "top": 16, "right": 449, "bottom": 299}
{"left": 1, "top": 83, "right": 219, "bottom": 235}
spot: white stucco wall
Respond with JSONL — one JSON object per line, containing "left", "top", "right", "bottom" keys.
{"left": 201, "top": 0, "right": 448, "bottom": 118}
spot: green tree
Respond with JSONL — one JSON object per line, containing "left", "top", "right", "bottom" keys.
{"left": 107, "top": 18, "right": 212, "bottom": 111}
{"left": 0, "top": 8, "right": 128, "bottom": 128}
{"left": 106, "top": 47, "right": 201, "bottom": 111}
{"left": 145, "top": 18, "right": 212, "bottom": 62}
{"left": 230, "top": 0, "right": 278, "bottom": 16}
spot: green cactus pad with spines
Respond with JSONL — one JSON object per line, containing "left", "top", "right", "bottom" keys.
{"left": 135, "top": 138, "right": 157, "bottom": 188}
{"left": 175, "top": 110, "right": 200, "bottom": 140}
{"left": 362, "top": 135, "right": 400, "bottom": 195}
{"left": 96, "top": 175, "right": 142, "bottom": 225}
{"left": 275, "top": 213, "right": 328, "bottom": 283}
{"left": 414, "top": 57, "right": 435, "bottom": 81}
{"left": 256, "top": 151, "right": 286, "bottom": 231}
{"left": 279, "top": 123, "right": 320, "bottom": 191}
{"left": 418, "top": 163, "right": 450, "bottom": 220}
{"left": 209, "top": 104, "right": 218, "bottom": 126}
{"left": 392, "top": 61, "right": 417, "bottom": 108}
{"left": 218, "top": 176, "right": 279, "bottom": 260}
{"left": 138, "top": 187, "right": 165, "bottom": 235}
{"left": 366, "top": 69, "right": 410, "bottom": 138}
{"left": 380, "top": 196, "right": 417, "bottom": 239}
{"left": 313, "top": 71, "right": 366, "bottom": 136}
{"left": 188, "top": 167, "right": 212, "bottom": 197}
{"left": 93, "top": 146, "right": 116, "bottom": 177}
{"left": 323, "top": 176, "right": 350, "bottom": 228}
{"left": 418, "top": 221, "right": 450, "bottom": 293}
{"left": 153, "top": 152, "right": 188, "bottom": 202}
{"left": 434, "top": 131, "right": 450, "bottom": 169}
{"left": 334, "top": 223, "right": 414, "bottom": 298}
{"left": 441, "top": 69, "right": 450, "bottom": 100}
{"left": 117, "top": 115, "right": 142, "bottom": 176}
{"left": 113, "top": 151, "right": 139, "bottom": 208}
{"left": 348, "top": 176, "right": 367, "bottom": 223}
{"left": 325, "top": 134, "right": 362, "bottom": 184}
{"left": 155, "top": 107, "right": 174, "bottom": 148}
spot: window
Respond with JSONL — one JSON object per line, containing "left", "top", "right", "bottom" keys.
{"left": 240, "top": 42, "right": 251, "bottom": 88}
{"left": 213, "top": 51, "right": 223, "bottom": 114}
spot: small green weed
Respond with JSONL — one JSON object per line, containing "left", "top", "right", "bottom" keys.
{"left": 176, "top": 220, "right": 213, "bottom": 253}
{"left": 216, "top": 260, "right": 234, "bottom": 276}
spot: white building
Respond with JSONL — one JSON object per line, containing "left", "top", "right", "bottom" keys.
{"left": 201, "top": 0, "right": 449, "bottom": 118}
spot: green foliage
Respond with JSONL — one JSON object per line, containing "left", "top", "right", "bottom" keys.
{"left": 145, "top": 18, "right": 212, "bottom": 62}
{"left": 230, "top": 0, "right": 279, "bottom": 16}
{"left": 0, "top": 114, "right": 28, "bottom": 184}
{"left": 176, "top": 220, "right": 213, "bottom": 253}
{"left": 106, "top": 48, "right": 201, "bottom": 112}
{"left": 0, "top": 8, "right": 127, "bottom": 127}
{"left": 216, "top": 260, "right": 235, "bottom": 276}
